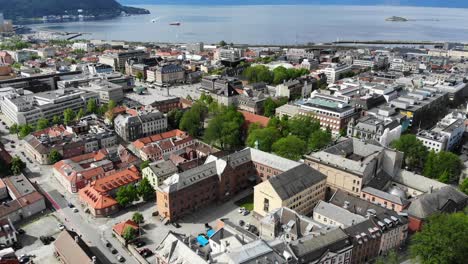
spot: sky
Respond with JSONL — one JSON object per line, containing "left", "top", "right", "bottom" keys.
{"left": 118, "top": 0, "right": 468, "bottom": 8}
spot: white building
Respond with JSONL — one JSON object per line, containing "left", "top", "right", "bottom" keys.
{"left": 78, "top": 79, "right": 124, "bottom": 103}
{"left": 72, "top": 42, "right": 95, "bottom": 52}
{"left": 416, "top": 112, "right": 466, "bottom": 152}
{"left": 0, "top": 88, "right": 98, "bottom": 125}
{"left": 319, "top": 63, "right": 353, "bottom": 84}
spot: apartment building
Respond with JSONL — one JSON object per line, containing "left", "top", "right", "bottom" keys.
{"left": 78, "top": 79, "right": 124, "bottom": 103}
{"left": 132, "top": 129, "right": 194, "bottom": 161}
{"left": 304, "top": 138, "right": 403, "bottom": 196}
{"left": 347, "top": 115, "right": 402, "bottom": 147}
{"left": 0, "top": 88, "right": 98, "bottom": 125}
{"left": 72, "top": 42, "right": 95, "bottom": 52}
{"left": 253, "top": 164, "right": 327, "bottom": 217}
{"left": 416, "top": 112, "right": 465, "bottom": 152}
{"left": 98, "top": 50, "right": 149, "bottom": 70}
{"left": 142, "top": 160, "right": 178, "bottom": 189}
{"left": 319, "top": 63, "right": 353, "bottom": 84}
{"left": 147, "top": 64, "right": 185, "bottom": 85}
{"left": 114, "top": 108, "right": 167, "bottom": 141}
{"left": 313, "top": 201, "right": 366, "bottom": 228}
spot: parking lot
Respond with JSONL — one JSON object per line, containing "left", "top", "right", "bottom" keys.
{"left": 15, "top": 215, "right": 62, "bottom": 264}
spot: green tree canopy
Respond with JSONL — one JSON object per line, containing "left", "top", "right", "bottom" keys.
{"left": 459, "top": 178, "right": 468, "bottom": 195}
{"left": 139, "top": 160, "right": 150, "bottom": 171}
{"left": 423, "top": 151, "right": 462, "bottom": 183}
{"left": 9, "top": 124, "right": 19, "bottom": 134}
{"left": 308, "top": 129, "right": 332, "bottom": 151}
{"left": 36, "top": 118, "right": 49, "bottom": 131}
{"left": 19, "top": 124, "right": 34, "bottom": 139}
{"left": 76, "top": 108, "right": 85, "bottom": 120}
{"left": 243, "top": 65, "right": 273, "bottom": 84}
{"left": 86, "top": 99, "right": 98, "bottom": 114}
{"left": 263, "top": 97, "right": 288, "bottom": 117}
{"left": 122, "top": 226, "right": 138, "bottom": 241}
{"left": 52, "top": 115, "right": 62, "bottom": 125}
{"left": 63, "top": 108, "right": 75, "bottom": 125}
{"left": 137, "top": 178, "right": 155, "bottom": 202}
{"left": 167, "top": 109, "right": 184, "bottom": 129}
{"left": 391, "top": 134, "right": 428, "bottom": 170}
{"left": 218, "top": 40, "right": 227, "bottom": 47}
{"left": 288, "top": 116, "right": 321, "bottom": 141}
{"left": 10, "top": 156, "right": 26, "bottom": 175}
{"left": 48, "top": 149, "right": 62, "bottom": 164}
{"left": 132, "top": 212, "right": 144, "bottom": 224}
{"left": 136, "top": 71, "right": 144, "bottom": 81}
{"left": 204, "top": 106, "right": 244, "bottom": 150}
{"left": 116, "top": 185, "right": 138, "bottom": 207}
{"left": 410, "top": 212, "right": 468, "bottom": 264}
{"left": 179, "top": 102, "right": 207, "bottom": 137}
{"left": 272, "top": 135, "right": 307, "bottom": 161}
{"left": 107, "top": 100, "right": 117, "bottom": 112}
{"left": 246, "top": 126, "right": 281, "bottom": 152}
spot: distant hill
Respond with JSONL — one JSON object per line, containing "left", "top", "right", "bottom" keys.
{"left": 119, "top": 0, "right": 468, "bottom": 8}
{"left": 0, "top": 0, "right": 149, "bottom": 20}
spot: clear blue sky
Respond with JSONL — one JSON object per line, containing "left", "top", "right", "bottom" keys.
{"left": 119, "top": 0, "right": 468, "bottom": 8}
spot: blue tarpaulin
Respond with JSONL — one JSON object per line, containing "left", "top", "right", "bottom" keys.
{"left": 207, "top": 229, "right": 215, "bottom": 238}
{"left": 197, "top": 235, "right": 209, "bottom": 247}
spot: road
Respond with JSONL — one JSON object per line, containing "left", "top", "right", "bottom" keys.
{"left": 0, "top": 116, "right": 138, "bottom": 264}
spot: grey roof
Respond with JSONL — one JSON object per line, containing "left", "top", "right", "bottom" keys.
{"left": 212, "top": 239, "right": 286, "bottom": 264}
{"left": 148, "top": 160, "right": 178, "bottom": 177}
{"left": 329, "top": 189, "right": 388, "bottom": 217}
{"left": 154, "top": 232, "right": 207, "bottom": 264}
{"left": 313, "top": 201, "right": 366, "bottom": 227}
{"left": 344, "top": 218, "right": 382, "bottom": 244}
{"left": 407, "top": 186, "right": 468, "bottom": 219}
{"left": 269, "top": 164, "right": 326, "bottom": 200}
{"left": 290, "top": 228, "right": 351, "bottom": 262}
{"left": 161, "top": 161, "right": 218, "bottom": 193}
{"left": 362, "top": 187, "right": 408, "bottom": 206}
{"left": 392, "top": 170, "right": 447, "bottom": 194}
{"left": 158, "top": 64, "right": 184, "bottom": 74}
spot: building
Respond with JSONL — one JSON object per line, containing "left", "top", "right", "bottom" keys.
{"left": 319, "top": 63, "right": 353, "bottom": 84}
{"left": 78, "top": 79, "right": 124, "bottom": 103}
{"left": 344, "top": 219, "right": 382, "bottom": 264}
{"left": 347, "top": 115, "right": 402, "bottom": 147}
{"left": 259, "top": 207, "right": 325, "bottom": 241}
{"left": 54, "top": 230, "right": 102, "bottom": 264}
{"left": 147, "top": 64, "right": 185, "bottom": 85}
{"left": 253, "top": 164, "right": 327, "bottom": 217}
{"left": 416, "top": 112, "right": 465, "bottom": 152}
{"left": 98, "top": 50, "right": 149, "bottom": 71}
{"left": 216, "top": 48, "right": 244, "bottom": 62}
{"left": 313, "top": 201, "right": 366, "bottom": 228}
{"left": 0, "top": 52, "right": 13, "bottom": 65}
{"left": 156, "top": 148, "right": 300, "bottom": 221}
{"left": 0, "top": 219, "right": 17, "bottom": 247}
{"left": 112, "top": 220, "right": 139, "bottom": 243}
{"left": 154, "top": 232, "right": 209, "bottom": 264}
{"left": 142, "top": 160, "right": 178, "bottom": 189}
{"left": 0, "top": 88, "right": 98, "bottom": 125}
{"left": 289, "top": 228, "right": 353, "bottom": 264}
{"left": 0, "top": 174, "right": 46, "bottom": 223}
{"left": 286, "top": 48, "right": 315, "bottom": 62}
{"left": 305, "top": 138, "right": 404, "bottom": 196}
{"left": 78, "top": 166, "right": 141, "bottom": 217}
{"left": 360, "top": 187, "right": 409, "bottom": 213}
{"left": 275, "top": 79, "right": 313, "bottom": 99}
{"left": 72, "top": 42, "right": 95, "bottom": 52}
{"left": 295, "top": 92, "right": 360, "bottom": 134}
{"left": 406, "top": 186, "right": 467, "bottom": 232}
{"left": 114, "top": 108, "right": 167, "bottom": 142}
{"left": 132, "top": 129, "right": 194, "bottom": 161}
{"left": 186, "top": 42, "right": 204, "bottom": 53}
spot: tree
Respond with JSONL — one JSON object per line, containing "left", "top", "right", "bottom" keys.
{"left": 272, "top": 66, "right": 290, "bottom": 85}
{"left": 204, "top": 107, "right": 244, "bottom": 150}
{"left": 288, "top": 116, "right": 320, "bottom": 142}
{"left": 116, "top": 185, "right": 138, "bottom": 207}
{"left": 9, "top": 124, "right": 19, "bottom": 134}
{"left": 48, "top": 149, "right": 62, "bottom": 164}
{"left": 140, "top": 160, "right": 150, "bottom": 171}
{"left": 272, "top": 135, "right": 307, "bottom": 160}
{"left": 10, "top": 156, "right": 26, "bottom": 175}
{"left": 460, "top": 178, "right": 468, "bottom": 195}
{"left": 309, "top": 129, "right": 332, "bottom": 151}
{"left": 375, "top": 250, "right": 399, "bottom": 264}
{"left": 76, "top": 108, "right": 85, "bottom": 120}
{"left": 132, "top": 212, "right": 144, "bottom": 224}
{"left": 36, "top": 118, "right": 49, "bottom": 130}
{"left": 122, "top": 226, "right": 138, "bottom": 242}
{"left": 52, "top": 115, "right": 62, "bottom": 125}
{"left": 391, "top": 134, "right": 428, "bottom": 170}
{"left": 263, "top": 97, "right": 277, "bottom": 117}
{"left": 410, "top": 212, "right": 468, "bottom": 264}
{"left": 180, "top": 109, "right": 202, "bottom": 136}
{"left": 167, "top": 109, "right": 184, "bottom": 129}
{"left": 63, "top": 108, "right": 75, "bottom": 125}
{"left": 423, "top": 151, "right": 462, "bottom": 183}
{"left": 137, "top": 178, "right": 155, "bottom": 202}
{"left": 218, "top": 40, "right": 227, "bottom": 47}
{"left": 19, "top": 124, "right": 34, "bottom": 139}
{"left": 136, "top": 71, "right": 144, "bottom": 81}
{"left": 107, "top": 100, "right": 117, "bottom": 112}
{"left": 246, "top": 127, "right": 281, "bottom": 152}
{"left": 86, "top": 99, "right": 98, "bottom": 114}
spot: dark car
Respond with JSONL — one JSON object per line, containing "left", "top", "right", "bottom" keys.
{"left": 172, "top": 222, "right": 181, "bottom": 228}
{"left": 68, "top": 203, "right": 74, "bottom": 208}
{"left": 110, "top": 248, "right": 118, "bottom": 254}
{"left": 40, "top": 236, "right": 50, "bottom": 245}
{"left": 105, "top": 240, "right": 112, "bottom": 247}
{"left": 139, "top": 248, "right": 153, "bottom": 258}
{"left": 19, "top": 256, "right": 30, "bottom": 264}
{"left": 135, "top": 240, "right": 146, "bottom": 248}
{"left": 16, "top": 228, "right": 25, "bottom": 235}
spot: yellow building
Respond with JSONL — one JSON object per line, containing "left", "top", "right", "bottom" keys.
{"left": 254, "top": 164, "right": 327, "bottom": 217}
{"left": 142, "top": 160, "right": 178, "bottom": 189}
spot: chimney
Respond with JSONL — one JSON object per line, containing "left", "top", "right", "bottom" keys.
{"left": 92, "top": 256, "right": 97, "bottom": 263}
{"left": 343, "top": 201, "right": 350, "bottom": 209}
{"left": 429, "top": 185, "right": 433, "bottom": 193}
{"left": 74, "top": 236, "right": 79, "bottom": 243}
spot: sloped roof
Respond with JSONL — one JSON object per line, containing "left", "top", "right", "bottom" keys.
{"left": 239, "top": 110, "right": 270, "bottom": 127}
{"left": 268, "top": 164, "right": 326, "bottom": 200}
{"left": 54, "top": 230, "right": 98, "bottom": 264}
{"left": 113, "top": 220, "right": 139, "bottom": 236}
{"left": 407, "top": 186, "right": 468, "bottom": 219}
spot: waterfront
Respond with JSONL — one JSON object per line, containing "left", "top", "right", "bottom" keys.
{"left": 27, "top": 4, "right": 468, "bottom": 44}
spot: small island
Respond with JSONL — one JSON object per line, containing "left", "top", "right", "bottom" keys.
{"left": 386, "top": 16, "right": 409, "bottom": 22}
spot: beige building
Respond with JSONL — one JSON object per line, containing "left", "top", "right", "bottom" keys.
{"left": 147, "top": 64, "right": 185, "bottom": 85}
{"left": 142, "top": 160, "right": 178, "bottom": 189}
{"left": 304, "top": 138, "right": 403, "bottom": 196}
{"left": 254, "top": 164, "right": 327, "bottom": 217}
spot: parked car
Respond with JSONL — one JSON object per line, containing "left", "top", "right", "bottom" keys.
{"left": 134, "top": 240, "right": 146, "bottom": 248}
{"left": 172, "top": 222, "right": 181, "bottom": 228}
{"left": 58, "top": 224, "right": 65, "bottom": 230}
{"left": 73, "top": 208, "right": 79, "bottom": 213}
{"left": 16, "top": 228, "right": 25, "bottom": 235}
{"left": 139, "top": 248, "right": 153, "bottom": 258}
{"left": 67, "top": 203, "right": 74, "bottom": 208}
{"left": 242, "top": 209, "right": 250, "bottom": 216}
{"left": 110, "top": 248, "right": 118, "bottom": 254}
{"left": 105, "top": 240, "right": 112, "bottom": 247}
{"left": 244, "top": 223, "right": 250, "bottom": 230}
{"left": 116, "top": 255, "right": 125, "bottom": 262}
{"left": 238, "top": 207, "right": 245, "bottom": 214}
{"left": 238, "top": 220, "right": 245, "bottom": 226}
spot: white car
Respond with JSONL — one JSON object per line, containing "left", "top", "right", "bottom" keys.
{"left": 58, "top": 224, "right": 65, "bottom": 230}
{"left": 244, "top": 223, "right": 251, "bottom": 230}
{"left": 238, "top": 207, "right": 245, "bottom": 214}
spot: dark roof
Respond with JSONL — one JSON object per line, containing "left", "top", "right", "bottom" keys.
{"left": 407, "top": 186, "right": 468, "bottom": 219}
{"left": 290, "top": 228, "right": 351, "bottom": 262}
{"left": 269, "top": 164, "right": 326, "bottom": 200}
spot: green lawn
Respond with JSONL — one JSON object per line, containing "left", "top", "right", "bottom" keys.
{"left": 234, "top": 194, "right": 254, "bottom": 211}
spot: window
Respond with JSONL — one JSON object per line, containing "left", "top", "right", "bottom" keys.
{"left": 263, "top": 198, "right": 270, "bottom": 212}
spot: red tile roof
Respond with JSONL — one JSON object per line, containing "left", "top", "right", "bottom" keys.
{"left": 113, "top": 220, "right": 139, "bottom": 237}
{"left": 239, "top": 111, "right": 270, "bottom": 127}
{"left": 133, "top": 129, "right": 190, "bottom": 150}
